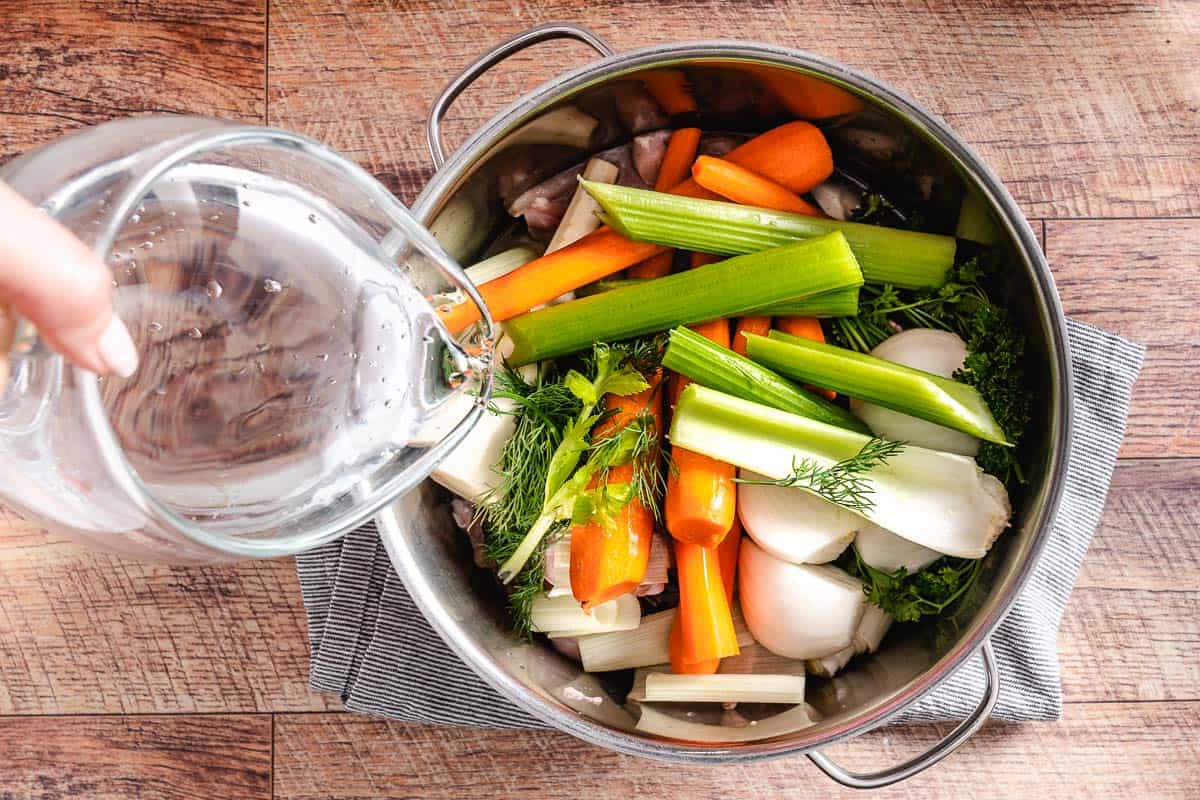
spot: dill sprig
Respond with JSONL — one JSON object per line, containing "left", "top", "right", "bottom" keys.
{"left": 734, "top": 438, "right": 905, "bottom": 514}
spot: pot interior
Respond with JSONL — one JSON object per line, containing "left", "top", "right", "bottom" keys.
{"left": 383, "top": 50, "right": 1065, "bottom": 758}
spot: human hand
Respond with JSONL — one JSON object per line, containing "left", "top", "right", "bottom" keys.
{"left": 0, "top": 180, "right": 139, "bottom": 388}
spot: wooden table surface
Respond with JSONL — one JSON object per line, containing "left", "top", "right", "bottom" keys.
{"left": 1, "top": 1, "right": 1197, "bottom": 797}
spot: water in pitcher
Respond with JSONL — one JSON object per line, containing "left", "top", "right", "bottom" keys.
{"left": 95, "top": 162, "right": 476, "bottom": 537}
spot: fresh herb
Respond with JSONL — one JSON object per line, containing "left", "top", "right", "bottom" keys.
{"left": 842, "top": 544, "right": 983, "bottom": 623}
{"left": 830, "top": 252, "right": 1031, "bottom": 483}
{"left": 852, "top": 192, "right": 925, "bottom": 231}
{"left": 734, "top": 438, "right": 905, "bottom": 514}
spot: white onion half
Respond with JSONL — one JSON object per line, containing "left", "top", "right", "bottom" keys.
{"left": 738, "top": 471, "right": 858, "bottom": 565}
{"left": 851, "top": 328, "right": 980, "bottom": 456}
{"left": 855, "top": 522, "right": 942, "bottom": 574}
{"left": 738, "top": 538, "right": 866, "bottom": 659}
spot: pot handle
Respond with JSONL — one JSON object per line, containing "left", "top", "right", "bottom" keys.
{"left": 808, "top": 638, "right": 1000, "bottom": 789}
{"left": 426, "top": 22, "right": 616, "bottom": 168}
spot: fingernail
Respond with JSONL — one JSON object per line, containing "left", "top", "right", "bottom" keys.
{"left": 97, "top": 316, "right": 139, "bottom": 378}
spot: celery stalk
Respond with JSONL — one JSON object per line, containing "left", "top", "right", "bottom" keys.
{"left": 503, "top": 232, "right": 864, "bottom": 366}
{"left": 748, "top": 331, "right": 1008, "bottom": 445}
{"left": 581, "top": 179, "right": 955, "bottom": 289}
{"left": 668, "top": 385, "right": 1011, "bottom": 559}
{"left": 582, "top": 279, "right": 861, "bottom": 318}
{"left": 662, "top": 326, "right": 869, "bottom": 433}
{"left": 955, "top": 191, "right": 1002, "bottom": 246}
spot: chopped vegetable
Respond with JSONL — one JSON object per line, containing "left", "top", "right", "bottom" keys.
{"left": 737, "top": 470, "right": 858, "bottom": 564}
{"left": 641, "top": 70, "right": 699, "bottom": 115}
{"left": 674, "top": 540, "right": 740, "bottom": 664}
{"left": 668, "top": 621, "right": 719, "bottom": 675}
{"left": 503, "top": 232, "right": 865, "bottom": 366}
{"left": 717, "top": 517, "right": 743, "bottom": 605}
{"left": 643, "top": 672, "right": 806, "bottom": 704}
{"left": 584, "top": 279, "right": 861, "bottom": 319}
{"left": 851, "top": 328, "right": 980, "bottom": 456}
{"left": 806, "top": 603, "right": 892, "bottom": 677}
{"left": 634, "top": 702, "right": 815, "bottom": 743}
{"left": 691, "top": 155, "right": 824, "bottom": 216}
{"left": 545, "top": 158, "right": 620, "bottom": 254}
{"left": 670, "top": 385, "right": 1012, "bottom": 558}
{"left": 578, "top": 609, "right": 675, "bottom": 672}
{"left": 530, "top": 592, "right": 640, "bottom": 634}
{"left": 716, "top": 641, "right": 807, "bottom": 676}
{"left": 570, "top": 376, "right": 663, "bottom": 608}
{"left": 661, "top": 326, "right": 869, "bottom": 433}
{"left": 581, "top": 179, "right": 956, "bottom": 289}
{"left": 747, "top": 330, "right": 1009, "bottom": 445}
{"left": 739, "top": 537, "right": 866, "bottom": 659}
{"left": 751, "top": 68, "right": 865, "bottom": 120}
{"left": 708, "top": 120, "right": 833, "bottom": 195}
{"left": 854, "top": 522, "right": 941, "bottom": 574}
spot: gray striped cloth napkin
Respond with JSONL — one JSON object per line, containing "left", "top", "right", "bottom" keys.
{"left": 296, "top": 319, "right": 1143, "bottom": 726}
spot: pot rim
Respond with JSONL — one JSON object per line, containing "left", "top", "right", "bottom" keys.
{"left": 379, "top": 39, "right": 1074, "bottom": 763}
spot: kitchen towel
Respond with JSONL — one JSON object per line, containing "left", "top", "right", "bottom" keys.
{"left": 296, "top": 318, "right": 1144, "bottom": 726}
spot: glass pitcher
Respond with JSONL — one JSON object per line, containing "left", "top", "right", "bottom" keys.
{"left": 0, "top": 116, "right": 493, "bottom": 562}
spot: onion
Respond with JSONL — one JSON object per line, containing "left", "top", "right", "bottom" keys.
{"left": 850, "top": 328, "right": 980, "bottom": 456}
{"left": 855, "top": 522, "right": 942, "bottom": 573}
{"left": 737, "top": 471, "right": 858, "bottom": 564}
{"left": 738, "top": 537, "right": 866, "bottom": 659}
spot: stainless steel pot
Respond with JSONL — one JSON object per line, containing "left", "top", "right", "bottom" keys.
{"left": 375, "top": 23, "right": 1073, "bottom": 787}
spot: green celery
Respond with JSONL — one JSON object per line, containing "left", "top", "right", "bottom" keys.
{"left": 955, "top": 191, "right": 1002, "bottom": 246}
{"left": 581, "top": 180, "right": 956, "bottom": 289}
{"left": 503, "top": 232, "right": 864, "bottom": 366}
{"left": 583, "top": 279, "right": 860, "bottom": 318}
{"left": 662, "top": 326, "right": 869, "bottom": 434}
{"left": 745, "top": 331, "right": 1008, "bottom": 445}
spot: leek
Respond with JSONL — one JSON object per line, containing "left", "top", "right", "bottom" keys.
{"left": 465, "top": 245, "right": 541, "bottom": 285}
{"left": 503, "top": 232, "right": 865, "bottom": 366}
{"left": 581, "top": 279, "right": 862, "bottom": 319}
{"left": 669, "top": 385, "right": 1011, "bottom": 559}
{"left": 642, "top": 672, "right": 806, "bottom": 705}
{"left": 634, "top": 703, "right": 815, "bottom": 743}
{"left": 530, "top": 592, "right": 640, "bottom": 635}
{"left": 581, "top": 179, "right": 955, "bottom": 289}
{"left": 748, "top": 330, "right": 1009, "bottom": 445}
{"left": 662, "top": 326, "right": 868, "bottom": 433}
{"left": 956, "top": 191, "right": 1002, "bottom": 245}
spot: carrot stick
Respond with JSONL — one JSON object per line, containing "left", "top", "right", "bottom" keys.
{"left": 665, "top": 318, "right": 736, "bottom": 548}
{"left": 774, "top": 316, "right": 837, "bottom": 400}
{"left": 439, "top": 123, "right": 832, "bottom": 333}
{"left": 691, "top": 155, "right": 824, "bottom": 216}
{"left": 642, "top": 70, "right": 699, "bottom": 115}
{"left": 750, "top": 67, "right": 865, "bottom": 120}
{"left": 717, "top": 517, "right": 742, "bottom": 606}
{"left": 673, "top": 539, "right": 739, "bottom": 665}
{"left": 628, "top": 128, "right": 701, "bottom": 279}
{"left": 733, "top": 316, "right": 771, "bottom": 356}
{"left": 569, "top": 376, "right": 663, "bottom": 609}
{"left": 439, "top": 227, "right": 664, "bottom": 334}
{"left": 688, "top": 251, "right": 719, "bottom": 269}
{"left": 669, "top": 617, "right": 719, "bottom": 675}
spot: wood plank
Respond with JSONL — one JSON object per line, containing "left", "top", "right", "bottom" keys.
{"left": 0, "top": 507, "right": 337, "bottom": 714}
{"left": 1047, "top": 219, "right": 1200, "bottom": 458}
{"left": 0, "top": 714, "right": 271, "bottom": 799}
{"left": 273, "top": 703, "right": 1200, "bottom": 800}
{"left": 0, "top": 0, "right": 266, "bottom": 162}
{"left": 267, "top": 0, "right": 1200, "bottom": 217}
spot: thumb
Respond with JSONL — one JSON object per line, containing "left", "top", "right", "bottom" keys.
{"left": 0, "top": 180, "right": 138, "bottom": 378}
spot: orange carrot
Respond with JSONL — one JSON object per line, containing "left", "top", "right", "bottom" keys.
{"left": 750, "top": 67, "right": 865, "bottom": 120}
{"left": 717, "top": 517, "right": 742, "bottom": 606}
{"left": 720, "top": 120, "right": 833, "bottom": 195}
{"left": 439, "top": 227, "right": 664, "bottom": 334}
{"left": 669, "top": 618, "right": 720, "bottom": 675}
{"left": 642, "top": 70, "right": 699, "bottom": 115}
{"left": 666, "top": 318, "right": 736, "bottom": 548}
{"left": 570, "top": 376, "right": 663, "bottom": 609}
{"left": 691, "top": 155, "right": 824, "bottom": 216}
{"left": 774, "top": 316, "right": 837, "bottom": 400}
{"left": 688, "top": 251, "right": 719, "bottom": 268}
{"left": 733, "top": 316, "right": 771, "bottom": 356}
{"left": 628, "top": 128, "right": 701, "bottom": 279}
{"left": 673, "top": 539, "right": 740, "bottom": 665}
